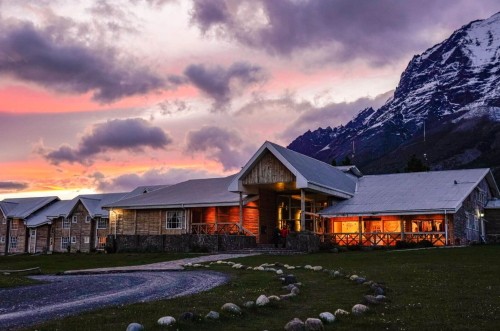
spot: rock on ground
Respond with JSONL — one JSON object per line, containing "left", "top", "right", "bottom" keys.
{"left": 126, "top": 323, "right": 144, "bottom": 331}
{"left": 256, "top": 294, "right": 270, "bottom": 306}
{"left": 334, "top": 309, "right": 349, "bottom": 316}
{"left": 352, "top": 304, "right": 370, "bottom": 316}
{"left": 205, "top": 311, "right": 220, "bottom": 320}
{"left": 243, "top": 301, "right": 255, "bottom": 308}
{"left": 284, "top": 318, "right": 305, "bottom": 331}
{"left": 221, "top": 303, "right": 242, "bottom": 315}
{"left": 157, "top": 316, "right": 176, "bottom": 326}
{"left": 319, "top": 312, "right": 335, "bottom": 324}
{"left": 305, "top": 318, "right": 324, "bottom": 330}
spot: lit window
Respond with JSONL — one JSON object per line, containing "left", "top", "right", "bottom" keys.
{"left": 166, "top": 210, "right": 184, "bottom": 229}
{"left": 98, "top": 236, "right": 106, "bottom": 248}
{"left": 84, "top": 236, "right": 90, "bottom": 244}
{"left": 72, "top": 216, "right": 78, "bottom": 223}
{"left": 62, "top": 218, "right": 71, "bottom": 229}
{"left": 97, "top": 218, "right": 107, "bottom": 229}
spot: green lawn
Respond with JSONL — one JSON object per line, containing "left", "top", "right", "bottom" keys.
{"left": 20, "top": 245, "right": 500, "bottom": 331}
{"left": 0, "top": 252, "right": 203, "bottom": 288}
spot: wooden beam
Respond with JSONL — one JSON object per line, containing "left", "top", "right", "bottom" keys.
{"left": 300, "top": 189, "right": 306, "bottom": 231}
{"left": 239, "top": 192, "right": 243, "bottom": 230}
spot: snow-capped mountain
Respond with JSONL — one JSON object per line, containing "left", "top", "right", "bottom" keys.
{"left": 289, "top": 12, "right": 500, "bottom": 176}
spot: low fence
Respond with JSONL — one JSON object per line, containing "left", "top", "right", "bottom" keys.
{"left": 318, "top": 232, "right": 447, "bottom": 246}
{"left": 106, "top": 234, "right": 256, "bottom": 253}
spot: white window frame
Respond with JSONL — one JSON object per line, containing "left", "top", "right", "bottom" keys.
{"left": 97, "top": 218, "right": 107, "bottom": 229}
{"left": 10, "top": 236, "right": 18, "bottom": 249}
{"left": 85, "top": 216, "right": 91, "bottom": 223}
{"left": 62, "top": 218, "right": 71, "bottom": 229}
{"left": 83, "top": 236, "right": 90, "bottom": 244}
{"left": 166, "top": 210, "right": 185, "bottom": 229}
{"left": 71, "top": 236, "right": 77, "bottom": 244}
{"left": 61, "top": 237, "right": 70, "bottom": 249}
{"left": 2, "top": 217, "right": 5, "bottom": 224}
{"left": 72, "top": 215, "right": 78, "bottom": 223}
{"left": 0, "top": 236, "right": 5, "bottom": 243}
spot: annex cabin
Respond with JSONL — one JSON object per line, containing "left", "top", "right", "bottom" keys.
{"left": 104, "top": 175, "right": 260, "bottom": 240}
{"left": 0, "top": 196, "right": 59, "bottom": 255}
{"left": 25, "top": 193, "right": 129, "bottom": 253}
{"left": 318, "top": 169, "right": 499, "bottom": 246}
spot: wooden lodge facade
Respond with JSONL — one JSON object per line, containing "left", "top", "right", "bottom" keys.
{"left": 1, "top": 141, "right": 500, "bottom": 255}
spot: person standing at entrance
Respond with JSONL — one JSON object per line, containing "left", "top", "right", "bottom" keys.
{"left": 273, "top": 226, "right": 281, "bottom": 248}
{"left": 280, "top": 225, "right": 290, "bottom": 248}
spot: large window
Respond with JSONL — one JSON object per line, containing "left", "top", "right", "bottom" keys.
{"left": 61, "top": 237, "right": 70, "bottom": 249}
{"left": 62, "top": 218, "right": 71, "bottom": 229}
{"left": 97, "top": 218, "right": 107, "bottom": 229}
{"left": 10, "top": 236, "right": 17, "bottom": 249}
{"left": 166, "top": 210, "right": 184, "bottom": 229}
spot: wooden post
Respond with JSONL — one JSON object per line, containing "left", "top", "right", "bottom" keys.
{"left": 300, "top": 189, "right": 306, "bottom": 231}
{"left": 134, "top": 210, "right": 137, "bottom": 235}
{"left": 358, "top": 216, "right": 362, "bottom": 246}
{"left": 400, "top": 218, "right": 404, "bottom": 241}
{"left": 239, "top": 192, "right": 243, "bottom": 232}
{"left": 445, "top": 212, "right": 449, "bottom": 245}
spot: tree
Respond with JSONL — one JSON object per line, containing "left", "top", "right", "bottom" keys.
{"left": 404, "top": 154, "right": 429, "bottom": 172}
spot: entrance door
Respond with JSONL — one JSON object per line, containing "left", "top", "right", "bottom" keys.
{"left": 29, "top": 229, "right": 37, "bottom": 253}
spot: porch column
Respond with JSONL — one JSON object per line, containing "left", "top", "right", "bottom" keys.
{"left": 400, "top": 218, "right": 405, "bottom": 241}
{"left": 445, "top": 213, "right": 449, "bottom": 245}
{"left": 358, "top": 216, "right": 362, "bottom": 245}
{"left": 300, "top": 189, "right": 306, "bottom": 231}
{"left": 239, "top": 192, "right": 243, "bottom": 230}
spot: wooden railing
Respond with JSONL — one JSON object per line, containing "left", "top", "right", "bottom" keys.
{"left": 191, "top": 222, "right": 255, "bottom": 236}
{"left": 319, "top": 232, "right": 446, "bottom": 246}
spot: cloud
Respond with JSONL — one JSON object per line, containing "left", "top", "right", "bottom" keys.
{"left": 185, "top": 126, "right": 255, "bottom": 170}
{"left": 42, "top": 118, "right": 172, "bottom": 165}
{"left": 279, "top": 91, "right": 393, "bottom": 142}
{"left": 191, "top": 0, "right": 500, "bottom": 64}
{"left": 95, "top": 167, "right": 218, "bottom": 192}
{"left": 184, "top": 62, "right": 267, "bottom": 111}
{"left": 0, "top": 22, "right": 165, "bottom": 102}
{"left": 0, "top": 181, "right": 29, "bottom": 192}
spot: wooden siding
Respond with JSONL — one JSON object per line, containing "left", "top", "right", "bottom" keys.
{"left": 485, "top": 209, "right": 500, "bottom": 234}
{"left": 243, "top": 151, "right": 295, "bottom": 185}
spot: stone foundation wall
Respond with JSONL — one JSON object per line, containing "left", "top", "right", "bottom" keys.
{"left": 107, "top": 234, "right": 256, "bottom": 253}
{"left": 286, "top": 232, "right": 320, "bottom": 253}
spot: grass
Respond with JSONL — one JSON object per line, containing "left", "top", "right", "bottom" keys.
{"left": 0, "top": 252, "right": 203, "bottom": 288}
{"left": 19, "top": 245, "right": 500, "bottom": 331}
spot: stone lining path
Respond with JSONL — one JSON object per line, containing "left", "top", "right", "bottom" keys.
{"left": 63, "top": 253, "right": 260, "bottom": 274}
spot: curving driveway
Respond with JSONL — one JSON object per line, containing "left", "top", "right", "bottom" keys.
{"left": 0, "top": 270, "right": 228, "bottom": 330}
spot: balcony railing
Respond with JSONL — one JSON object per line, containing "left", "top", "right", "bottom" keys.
{"left": 191, "top": 222, "right": 255, "bottom": 236}
{"left": 319, "top": 232, "right": 446, "bottom": 246}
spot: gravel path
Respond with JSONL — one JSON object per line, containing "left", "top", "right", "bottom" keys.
{"left": 63, "top": 253, "right": 259, "bottom": 274}
{"left": 0, "top": 270, "right": 228, "bottom": 330}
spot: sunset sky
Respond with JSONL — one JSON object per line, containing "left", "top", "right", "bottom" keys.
{"left": 0, "top": 0, "right": 498, "bottom": 199}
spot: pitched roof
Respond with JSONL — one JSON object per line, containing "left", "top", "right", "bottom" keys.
{"left": 319, "top": 168, "right": 497, "bottom": 216}
{"left": 0, "top": 196, "right": 59, "bottom": 219}
{"left": 77, "top": 193, "right": 129, "bottom": 218}
{"left": 105, "top": 175, "right": 241, "bottom": 209}
{"left": 229, "top": 141, "right": 357, "bottom": 197}
{"left": 26, "top": 200, "right": 74, "bottom": 227}
{"left": 120, "top": 184, "right": 170, "bottom": 200}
